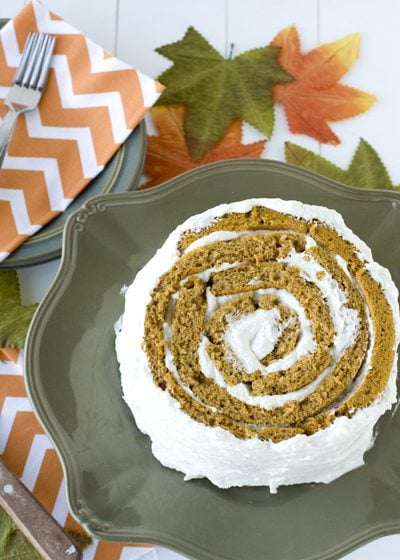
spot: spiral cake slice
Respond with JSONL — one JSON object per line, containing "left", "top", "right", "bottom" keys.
{"left": 116, "top": 199, "right": 400, "bottom": 492}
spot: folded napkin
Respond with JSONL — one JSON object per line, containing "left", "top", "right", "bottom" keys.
{"left": 0, "top": 0, "right": 164, "bottom": 262}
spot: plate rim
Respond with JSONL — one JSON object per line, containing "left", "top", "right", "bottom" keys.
{"left": 77, "top": 157, "right": 400, "bottom": 204}
{"left": 25, "top": 158, "right": 400, "bottom": 560}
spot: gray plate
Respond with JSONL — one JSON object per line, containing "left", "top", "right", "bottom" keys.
{"left": 25, "top": 160, "right": 400, "bottom": 560}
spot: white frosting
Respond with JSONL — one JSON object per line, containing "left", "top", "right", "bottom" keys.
{"left": 254, "top": 288, "right": 316, "bottom": 374}
{"left": 225, "top": 308, "right": 285, "bottom": 369}
{"left": 280, "top": 249, "right": 361, "bottom": 359}
{"left": 116, "top": 198, "right": 400, "bottom": 493}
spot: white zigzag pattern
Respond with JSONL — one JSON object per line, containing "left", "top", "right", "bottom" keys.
{"left": 0, "top": 396, "right": 32, "bottom": 454}
{"left": 52, "top": 479, "right": 69, "bottom": 526}
{"left": 0, "top": 24, "right": 103, "bottom": 207}
{"left": 120, "top": 549, "right": 157, "bottom": 560}
{"left": 34, "top": 0, "right": 160, "bottom": 118}
{"left": 0, "top": 354, "right": 23, "bottom": 376}
{"left": 137, "top": 70, "right": 162, "bottom": 109}
{"left": 32, "top": 0, "right": 79, "bottom": 35}
{"left": 20, "top": 433, "right": 53, "bottom": 491}
{"left": 33, "top": 3, "right": 135, "bottom": 144}
{"left": 84, "top": 40, "right": 161, "bottom": 107}
{"left": 83, "top": 39, "right": 161, "bottom": 108}
{"left": 84, "top": 41, "right": 161, "bottom": 108}
{"left": 0, "top": 97, "right": 103, "bottom": 181}
{"left": 50, "top": 54, "right": 131, "bottom": 144}
{"left": 1, "top": 15, "right": 131, "bottom": 145}
{"left": 0, "top": 187, "right": 41, "bottom": 235}
{"left": 5, "top": 155, "right": 72, "bottom": 212}
{"left": 25, "top": 110, "right": 103, "bottom": 179}
{"left": 0, "top": 86, "right": 9, "bottom": 99}
{"left": 0, "top": 21, "right": 111, "bottom": 164}
{"left": 85, "top": 39, "right": 131, "bottom": 73}
{"left": 0, "top": 20, "right": 20, "bottom": 67}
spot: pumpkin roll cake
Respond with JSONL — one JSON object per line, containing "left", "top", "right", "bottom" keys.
{"left": 116, "top": 199, "right": 400, "bottom": 492}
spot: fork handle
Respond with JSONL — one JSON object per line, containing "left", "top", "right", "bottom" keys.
{"left": 0, "top": 109, "right": 19, "bottom": 169}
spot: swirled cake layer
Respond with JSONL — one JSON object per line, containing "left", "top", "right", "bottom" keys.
{"left": 116, "top": 199, "right": 400, "bottom": 491}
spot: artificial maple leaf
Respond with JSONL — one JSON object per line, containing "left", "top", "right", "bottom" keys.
{"left": 272, "top": 26, "right": 377, "bottom": 144}
{"left": 142, "top": 105, "right": 266, "bottom": 189}
{"left": 156, "top": 26, "right": 291, "bottom": 160}
{"left": 0, "top": 506, "right": 42, "bottom": 560}
{"left": 0, "top": 270, "right": 38, "bottom": 348}
{"left": 285, "top": 139, "right": 399, "bottom": 190}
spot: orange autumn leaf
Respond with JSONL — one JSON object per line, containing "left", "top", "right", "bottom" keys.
{"left": 271, "top": 26, "right": 377, "bottom": 144}
{"left": 142, "top": 105, "right": 266, "bottom": 189}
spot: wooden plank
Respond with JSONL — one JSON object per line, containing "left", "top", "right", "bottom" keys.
{"left": 40, "top": 0, "right": 118, "bottom": 54}
{"left": 0, "top": 458, "right": 81, "bottom": 560}
{"left": 116, "top": 0, "right": 226, "bottom": 77}
{"left": 1, "top": 1, "right": 24, "bottom": 18}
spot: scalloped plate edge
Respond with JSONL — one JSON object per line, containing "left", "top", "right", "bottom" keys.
{"left": 24, "top": 159, "right": 400, "bottom": 560}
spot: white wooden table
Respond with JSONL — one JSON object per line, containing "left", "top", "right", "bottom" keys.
{"left": 3, "top": 1, "right": 400, "bottom": 559}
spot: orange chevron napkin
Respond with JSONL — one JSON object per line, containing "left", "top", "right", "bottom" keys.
{"left": 0, "top": 0, "right": 164, "bottom": 262}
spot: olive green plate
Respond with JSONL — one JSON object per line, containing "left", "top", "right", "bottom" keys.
{"left": 25, "top": 160, "right": 400, "bottom": 560}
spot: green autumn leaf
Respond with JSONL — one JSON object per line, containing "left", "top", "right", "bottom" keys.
{"left": 346, "top": 139, "right": 393, "bottom": 188}
{"left": 156, "top": 26, "right": 292, "bottom": 160}
{"left": 285, "top": 139, "right": 399, "bottom": 190}
{"left": 0, "top": 271, "right": 37, "bottom": 348}
{"left": 0, "top": 506, "right": 42, "bottom": 560}
{"left": 0, "top": 508, "right": 90, "bottom": 559}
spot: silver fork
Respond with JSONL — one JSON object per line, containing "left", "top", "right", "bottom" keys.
{"left": 0, "top": 32, "right": 56, "bottom": 168}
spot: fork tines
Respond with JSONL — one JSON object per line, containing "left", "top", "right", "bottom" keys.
{"left": 13, "top": 32, "right": 56, "bottom": 91}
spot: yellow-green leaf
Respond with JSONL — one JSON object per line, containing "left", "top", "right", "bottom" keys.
{"left": 285, "top": 139, "right": 399, "bottom": 190}
{"left": 347, "top": 139, "right": 393, "bottom": 188}
{"left": 0, "top": 270, "right": 37, "bottom": 348}
{"left": 0, "top": 508, "right": 91, "bottom": 559}
{"left": 0, "top": 506, "right": 42, "bottom": 560}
